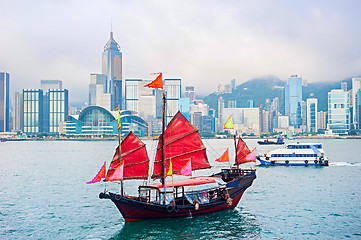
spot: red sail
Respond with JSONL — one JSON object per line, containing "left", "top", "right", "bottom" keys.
{"left": 235, "top": 137, "right": 251, "bottom": 165}
{"left": 152, "top": 111, "right": 211, "bottom": 178}
{"left": 105, "top": 132, "right": 149, "bottom": 180}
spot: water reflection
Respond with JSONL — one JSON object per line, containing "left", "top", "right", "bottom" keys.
{"left": 110, "top": 208, "right": 261, "bottom": 240}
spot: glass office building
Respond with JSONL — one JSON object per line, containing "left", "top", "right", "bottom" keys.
{"left": 0, "top": 72, "right": 10, "bottom": 132}
{"left": 164, "top": 79, "right": 181, "bottom": 122}
{"left": 328, "top": 89, "right": 349, "bottom": 134}
{"left": 285, "top": 75, "right": 302, "bottom": 127}
{"left": 48, "top": 89, "right": 68, "bottom": 133}
{"left": 23, "top": 89, "right": 44, "bottom": 134}
{"left": 102, "top": 31, "right": 122, "bottom": 110}
{"left": 306, "top": 98, "right": 318, "bottom": 132}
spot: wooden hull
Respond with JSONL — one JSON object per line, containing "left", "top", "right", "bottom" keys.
{"left": 100, "top": 173, "right": 256, "bottom": 222}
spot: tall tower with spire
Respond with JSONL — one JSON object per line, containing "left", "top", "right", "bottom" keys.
{"left": 102, "top": 31, "right": 122, "bottom": 109}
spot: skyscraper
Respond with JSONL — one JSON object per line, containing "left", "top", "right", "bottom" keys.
{"left": 89, "top": 74, "right": 110, "bottom": 110}
{"left": 102, "top": 31, "right": 122, "bottom": 110}
{"left": 317, "top": 111, "right": 327, "bottom": 130}
{"left": 41, "top": 80, "right": 62, "bottom": 93}
{"left": 13, "top": 92, "right": 23, "bottom": 131}
{"left": 125, "top": 79, "right": 162, "bottom": 119}
{"left": 48, "top": 89, "right": 68, "bottom": 133}
{"left": 0, "top": 72, "right": 10, "bottom": 132}
{"left": 184, "top": 86, "right": 195, "bottom": 102}
{"left": 352, "top": 78, "right": 361, "bottom": 129}
{"left": 23, "top": 89, "right": 44, "bottom": 134}
{"left": 306, "top": 97, "right": 318, "bottom": 132}
{"left": 231, "top": 79, "right": 236, "bottom": 90}
{"left": 328, "top": 89, "right": 349, "bottom": 135}
{"left": 164, "top": 79, "right": 181, "bottom": 121}
{"left": 285, "top": 75, "right": 302, "bottom": 127}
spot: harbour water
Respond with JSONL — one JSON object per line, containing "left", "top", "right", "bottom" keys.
{"left": 1, "top": 138, "right": 360, "bottom": 239}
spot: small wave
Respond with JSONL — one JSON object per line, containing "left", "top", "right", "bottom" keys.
{"left": 329, "top": 162, "right": 361, "bottom": 167}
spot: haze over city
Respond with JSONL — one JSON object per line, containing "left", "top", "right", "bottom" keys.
{"left": 1, "top": 0, "right": 361, "bottom": 104}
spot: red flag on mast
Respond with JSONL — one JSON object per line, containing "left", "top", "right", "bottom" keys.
{"left": 145, "top": 73, "right": 163, "bottom": 89}
{"left": 107, "top": 162, "right": 124, "bottom": 182}
{"left": 215, "top": 148, "right": 229, "bottom": 162}
{"left": 87, "top": 161, "right": 106, "bottom": 184}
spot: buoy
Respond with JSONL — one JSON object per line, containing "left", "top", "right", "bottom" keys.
{"left": 173, "top": 205, "right": 179, "bottom": 212}
{"left": 166, "top": 205, "right": 173, "bottom": 212}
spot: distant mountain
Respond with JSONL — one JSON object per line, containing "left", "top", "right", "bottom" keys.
{"left": 204, "top": 75, "right": 286, "bottom": 113}
{"left": 303, "top": 78, "right": 353, "bottom": 111}
{"left": 203, "top": 75, "right": 358, "bottom": 114}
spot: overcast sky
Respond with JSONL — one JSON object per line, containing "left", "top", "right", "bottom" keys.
{"left": 1, "top": 0, "right": 360, "bottom": 104}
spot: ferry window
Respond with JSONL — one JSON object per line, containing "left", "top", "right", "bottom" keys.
{"left": 307, "top": 146, "right": 310, "bottom": 148}
{"left": 306, "top": 154, "right": 309, "bottom": 157}
{"left": 296, "top": 146, "right": 299, "bottom": 149}
{"left": 282, "top": 154, "right": 284, "bottom": 157}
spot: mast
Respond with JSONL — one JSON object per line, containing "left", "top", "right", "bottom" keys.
{"left": 161, "top": 91, "right": 166, "bottom": 186}
{"left": 117, "top": 106, "right": 123, "bottom": 195}
{"left": 234, "top": 134, "right": 239, "bottom": 169}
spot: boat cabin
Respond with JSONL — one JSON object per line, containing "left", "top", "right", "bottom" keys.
{"left": 137, "top": 176, "right": 227, "bottom": 206}
{"left": 286, "top": 143, "right": 322, "bottom": 149}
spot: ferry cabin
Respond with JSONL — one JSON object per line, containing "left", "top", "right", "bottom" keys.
{"left": 261, "top": 143, "right": 328, "bottom": 165}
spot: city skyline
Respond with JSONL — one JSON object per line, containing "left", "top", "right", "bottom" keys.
{"left": 1, "top": 1, "right": 361, "bottom": 105}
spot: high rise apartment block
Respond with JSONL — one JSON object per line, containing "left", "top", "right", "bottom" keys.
{"left": 317, "top": 111, "right": 327, "bottom": 130}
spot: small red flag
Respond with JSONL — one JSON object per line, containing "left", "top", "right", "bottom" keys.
{"left": 107, "top": 162, "right": 124, "bottom": 182}
{"left": 216, "top": 148, "right": 229, "bottom": 162}
{"left": 145, "top": 73, "right": 163, "bottom": 89}
{"left": 87, "top": 161, "right": 106, "bottom": 184}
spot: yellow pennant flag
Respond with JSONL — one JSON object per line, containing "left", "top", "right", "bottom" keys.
{"left": 165, "top": 159, "right": 173, "bottom": 177}
{"left": 118, "top": 107, "right": 121, "bottom": 130}
{"left": 223, "top": 115, "right": 234, "bottom": 129}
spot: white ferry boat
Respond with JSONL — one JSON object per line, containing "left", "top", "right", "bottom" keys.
{"left": 257, "top": 142, "right": 329, "bottom": 166}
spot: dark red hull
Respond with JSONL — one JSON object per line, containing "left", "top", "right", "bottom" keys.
{"left": 100, "top": 173, "right": 256, "bottom": 222}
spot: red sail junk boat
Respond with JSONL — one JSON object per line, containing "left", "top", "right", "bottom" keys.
{"left": 94, "top": 73, "right": 256, "bottom": 222}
